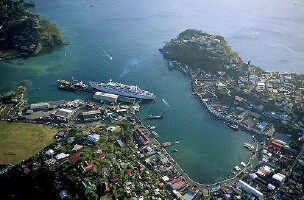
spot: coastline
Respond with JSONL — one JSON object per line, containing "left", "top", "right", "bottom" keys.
{"left": 133, "top": 113, "right": 258, "bottom": 187}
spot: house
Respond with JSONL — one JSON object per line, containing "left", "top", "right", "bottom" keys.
{"left": 55, "top": 153, "right": 69, "bottom": 160}
{"left": 46, "top": 149, "right": 55, "bottom": 157}
{"left": 59, "top": 190, "right": 69, "bottom": 200}
{"left": 87, "top": 134, "right": 100, "bottom": 143}
{"left": 68, "top": 154, "right": 81, "bottom": 164}
{"left": 257, "top": 82, "right": 266, "bottom": 91}
{"left": 80, "top": 162, "right": 95, "bottom": 173}
{"left": 117, "top": 139, "right": 125, "bottom": 148}
{"left": 110, "top": 175, "right": 119, "bottom": 182}
{"left": 133, "top": 129, "right": 149, "bottom": 146}
{"left": 72, "top": 144, "right": 83, "bottom": 151}
{"left": 167, "top": 177, "right": 188, "bottom": 191}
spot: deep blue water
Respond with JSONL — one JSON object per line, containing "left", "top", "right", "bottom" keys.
{"left": 0, "top": 0, "right": 303, "bottom": 183}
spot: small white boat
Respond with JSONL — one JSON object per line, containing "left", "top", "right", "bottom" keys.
{"left": 234, "top": 166, "right": 241, "bottom": 171}
{"left": 174, "top": 141, "right": 180, "bottom": 144}
{"left": 173, "top": 149, "right": 178, "bottom": 152}
{"left": 241, "top": 162, "right": 246, "bottom": 167}
{"left": 147, "top": 125, "right": 156, "bottom": 130}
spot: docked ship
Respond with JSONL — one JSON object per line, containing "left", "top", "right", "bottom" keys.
{"left": 89, "top": 79, "right": 156, "bottom": 100}
{"left": 58, "top": 78, "right": 88, "bottom": 91}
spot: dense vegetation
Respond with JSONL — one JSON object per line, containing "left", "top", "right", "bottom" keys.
{"left": 160, "top": 29, "right": 246, "bottom": 73}
{"left": 0, "top": 0, "right": 64, "bottom": 59}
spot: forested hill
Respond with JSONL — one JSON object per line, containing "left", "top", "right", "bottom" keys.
{"left": 0, "top": 0, "right": 64, "bottom": 60}
{"left": 159, "top": 29, "right": 246, "bottom": 73}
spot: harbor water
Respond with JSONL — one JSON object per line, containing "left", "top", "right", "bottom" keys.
{"left": 0, "top": 0, "right": 303, "bottom": 183}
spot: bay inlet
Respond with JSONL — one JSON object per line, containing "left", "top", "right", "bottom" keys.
{"left": 0, "top": 0, "right": 303, "bottom": 183}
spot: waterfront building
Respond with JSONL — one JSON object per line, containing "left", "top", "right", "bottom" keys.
{"left": 30, "top": 102, "right": 49, "bottom": 110}
{"left": 93, "top": 91, "right": 118, "bottom": 103}
{"left": 167, "top": 177, "right": 188, "bottom": 191}
{"left": 56, "top": 108, "right": 74, "bottom": 120}
{"left": 81, "top": 110, "right": 102, "bottom": 121}
{"left": 238, "top": 180, "right": 264, "bottom": 200}
{"left": 133, "top": 128, "right": 149, "bottom": 146}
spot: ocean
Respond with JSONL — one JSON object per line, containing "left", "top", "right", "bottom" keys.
{"left": 0, "top": 0, "right": 303, "bottom": 183}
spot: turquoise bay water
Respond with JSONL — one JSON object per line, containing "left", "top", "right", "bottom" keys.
{"left": 0, "top": 0, "right": 303, "bottom": 183}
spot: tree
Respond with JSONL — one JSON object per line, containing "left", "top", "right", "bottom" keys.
{"left": 85, "top": 191, "right": 98, "bottom": 200}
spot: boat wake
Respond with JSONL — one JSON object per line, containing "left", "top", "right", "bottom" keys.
{"left": 101, "top": 48, "right": 113, "bottom": 60}
{"left": 162, "top": 98, "right": 171, "bottom": 108}
{"left": 118, "top": 58, "right": 140, "bottom": 80}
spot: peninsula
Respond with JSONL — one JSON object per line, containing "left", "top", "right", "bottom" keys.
{"left": 160, "top": 29, "right": 304, "bottom": 199}
{"left": 0, "top": 0, "right": 64, "bottom": 60}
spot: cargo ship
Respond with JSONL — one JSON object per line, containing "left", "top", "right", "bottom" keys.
{"left": 58, "top": 78, "right": 88, "bottom": 91}
{"left": 89, "top": 79, "right": 156, "bottom": 100}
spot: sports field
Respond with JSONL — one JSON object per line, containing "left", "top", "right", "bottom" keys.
{"left": 0, "top": 121, "right": 56, "bottom": 164}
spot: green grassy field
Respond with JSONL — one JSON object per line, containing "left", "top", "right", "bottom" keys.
{"left": 0, "top": 121, "right": 56, "bottom": 164}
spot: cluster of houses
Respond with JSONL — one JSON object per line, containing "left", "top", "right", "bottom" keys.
{"left": 132, "top": 127, "right": 201, "bottom": 200}
{"left": 164, "top": 52, "right": 304, "bottom": 199}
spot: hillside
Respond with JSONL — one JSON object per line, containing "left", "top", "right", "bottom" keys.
{"left": 0, "top": 0, "right": 64, "bottom": 60}
{"left": 160, "top": 29, "right": 246, "bottom": 74}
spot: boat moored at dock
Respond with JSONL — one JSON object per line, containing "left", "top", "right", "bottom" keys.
{"left": 243, "top": 143, "right": 254, "bottom": 151}
{"left": 58, "top": 78, "right": 88, "bottom": 91}
{"left": 89, "top": 79, "right": 156, "bottom": 100}
{"left": 228, "top": 123, "right": 239, "bottom": 131}
{"left": 147, "top": 115, "right": 163, "bottom": 120}
{"left": 162, "top": 142, "right": 172, "bottom": 148}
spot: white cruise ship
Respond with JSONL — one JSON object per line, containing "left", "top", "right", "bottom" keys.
{"left": 89, "top": 79, "right": 156, "bottom": 100}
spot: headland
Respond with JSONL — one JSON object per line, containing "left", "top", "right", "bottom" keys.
{"left": 0, "top": 0, "right": 64, "bottom": 60}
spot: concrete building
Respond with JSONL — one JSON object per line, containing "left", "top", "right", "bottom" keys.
{"left": 257, "top": 82, "right": 266, "bottom": 91}
{"left": 30, "top": 102, "right": 49, "bottom": 110}
{"left": 238, "top": 180, "right": 264, "bottom": 199}
{"left": 93, "top": 92, "right": 118, "bottom": 103}
{"left": 56, "top": 108, "right": 74, "bottom": 120}
{"left": 82, "top": 110, "right": 101, "bottom": 121}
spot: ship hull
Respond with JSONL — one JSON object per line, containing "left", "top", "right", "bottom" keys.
{"left": 90, "top": 81, "right": 156, "bottom": 100}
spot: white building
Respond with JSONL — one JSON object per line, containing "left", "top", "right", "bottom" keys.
{"left": 257, "top": 82, "right": 266, "bottom": 91}
{"left": 56, "top": 108, "right": 74, "bottom": 119}
{"left": 30, "top": 102, "right": 49, "bottom": 110}
{"left": 93, "top": 92, "right": 118, "bottom": 103}
{"left": 238, "top": 180, "right": 264, "bottom": 199}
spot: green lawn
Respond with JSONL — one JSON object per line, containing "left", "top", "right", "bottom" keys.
{"left": 0, "top": 121, "right": 56, "bottom": 164}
